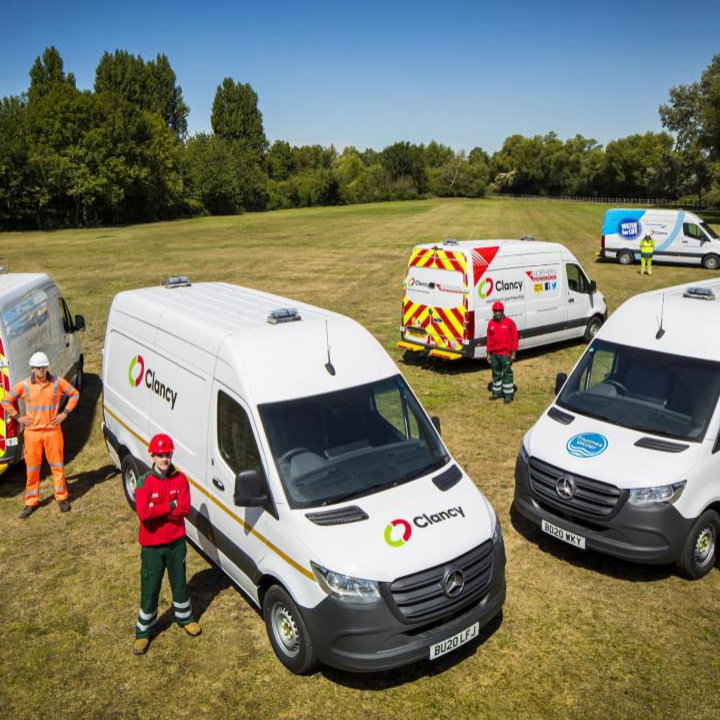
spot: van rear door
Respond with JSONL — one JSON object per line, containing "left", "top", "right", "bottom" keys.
{"left": 400, "top": 247, "right": 469, "bottom": 358}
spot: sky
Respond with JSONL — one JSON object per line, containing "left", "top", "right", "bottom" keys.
{"left": 2, "top": 0, "right": 719, "bottom": 154}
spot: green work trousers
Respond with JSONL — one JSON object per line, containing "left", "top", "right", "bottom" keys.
{"left": 136, "top": 537, "right": 194, "bottom": 638}
{"left": 490, "top": 353, "right": 515, "bottom": 398}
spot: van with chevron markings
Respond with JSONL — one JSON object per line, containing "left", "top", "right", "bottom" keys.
{"left": 102, "top": 277, "right": 506, "bottom": 673}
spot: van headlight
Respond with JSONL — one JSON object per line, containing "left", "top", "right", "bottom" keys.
{"left": 492, "top": 518, "right": 502, "bottom": 544}
{"left": 311, "top": 562, "right": 381, "bottom": 604}
{"left": 628, "top": 481, "right": 686, "bottom": 506}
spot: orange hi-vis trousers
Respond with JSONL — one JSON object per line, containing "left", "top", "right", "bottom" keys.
{"left": 23, "top": 428, "right": 68, "bottom": 505}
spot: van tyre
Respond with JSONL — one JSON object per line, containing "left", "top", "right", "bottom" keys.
{"left": 74, "top": 358, "right": 84, "bottom": 393}
{"left": 677, "top": 510, "right": 719, "bottom": 580}
{"left": 263, "top": 585, "right": 318, "bottom": 674}
{"left": 617, "top": 250, "right": 634, "bottom": 265}
{"left": 121, "top": 454, "right": 140, "bottom": 511}
{"left": 584, "top": 316, "right": 603, "bottom": 342}
{"left": 701, "top": 254, "right": 720, "bottom": 270}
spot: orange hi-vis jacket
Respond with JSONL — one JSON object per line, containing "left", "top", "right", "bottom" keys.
{"left": 2, "top": 373, "right": 79, "bottom": 429}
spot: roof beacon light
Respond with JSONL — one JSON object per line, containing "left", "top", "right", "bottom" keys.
{"left": 443, "top": 238, "right": 459, "bottom": 245}
{"left": 520, "top": 235, "right": 534, "bottom": 242}
{"left": 163, "top": 276, "right": 192, "bottom": 289}
{"left": 267, "top": 307, "right": 301, "bottom": 325}
{"left": 683, "top": 286, "right": 716, "bottom": 301}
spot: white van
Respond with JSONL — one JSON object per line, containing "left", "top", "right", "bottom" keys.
{"left": 600, "top": 208, "right": 720, "bottom": 269}
{"left": 102, "top": 278, "right": 506, "bottom": 673}
{"left": 397, "top": 238, "right": 606, "bottom": 361}
{"left": 514, "top": 279, "right": 720, "bottom": 580}
{"left": 0, "top": 270, "right": 85, "bottom": 467}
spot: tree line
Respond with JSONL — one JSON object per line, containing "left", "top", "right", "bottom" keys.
{"left": 1, "top": 47, "right": 718, "bottom": 230}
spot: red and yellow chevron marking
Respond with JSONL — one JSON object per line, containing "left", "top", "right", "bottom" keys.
{"left": 0, "top": 342, "right": 8, "bottom": 454}
{"left": 402, "top": 248, "right": 468, "bottom": 350}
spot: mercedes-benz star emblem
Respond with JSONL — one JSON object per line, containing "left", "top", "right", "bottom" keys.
{"left": 556, "top": 476, "right": 576, "bottom": 499}
{"left": 442, "top": 568, "right": 465, "bottom": 598}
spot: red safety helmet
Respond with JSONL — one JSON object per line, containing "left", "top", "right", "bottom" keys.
{"left": 148, "top": 433, "right": 174, "bottom": 455}
{"left": 492, "top": 301, "right": 505, "bottom": 312}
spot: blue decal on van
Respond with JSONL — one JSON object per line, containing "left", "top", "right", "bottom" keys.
{"left": 566, "top": 433, "right": 608, "bottom": 458}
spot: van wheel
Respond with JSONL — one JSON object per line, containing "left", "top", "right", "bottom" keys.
{"left": 702, "top": 254, "right": 720, "bottom": 270}
{"left": 617, "top": 250, "right": 634, "bottom": 265}
{"left": 74, "top": 358, "right": 84, "bottom": 393}
{"left": 677, "top": 510, "right": 719, "bottom": 580}
{"left": 121, "top": 455, "right": 140, "bottom": 511}
{"left": 584, "top": 316, "right": 603, "bottom": 342}
{"left": 263, "top": 585, "right": 318, "bottom": 674}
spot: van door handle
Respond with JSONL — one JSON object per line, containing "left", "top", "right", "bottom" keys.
{"left": 568, "top": 298, "right": 574, "bottom": 303}
{"left": 212, "top": 477, "right": 225, "bottom": 491}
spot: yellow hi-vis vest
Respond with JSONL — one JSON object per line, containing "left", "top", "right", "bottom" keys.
{"left": 640, "top": 236, "right": 655, "bottom": 255}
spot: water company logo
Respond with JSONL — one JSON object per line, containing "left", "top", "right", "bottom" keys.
{"left": 478, "top": 277, "right": 494, "bottom": 299}
{"left": 384, "top": 519, "right": 412, "bottom": 547}
{"left": 618, "top": 218, "right": 642, "bottom": 240}
{"left": 384, "top": 506, "right": 466, "bottom": 547}
{"left": 128, "top": 355, "right": 144, "bottom": 387}
{"left": 566, "top": 433, "right": 608, "bottom": 458}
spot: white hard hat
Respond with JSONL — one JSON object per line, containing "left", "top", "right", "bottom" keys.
{"left": 29, "top": 351, "right": 50, "bottom": 367}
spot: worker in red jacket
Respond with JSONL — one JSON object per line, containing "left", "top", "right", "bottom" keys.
{"left": 486, "top": 301, "right": 518, "bottom": 404}
{"left": 133, "top": 433, "right": 202, "bottom": 655}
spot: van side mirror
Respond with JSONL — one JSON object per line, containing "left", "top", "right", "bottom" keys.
{"left": 589, "top": 280, "right": 597, "bottom": 294}
{"left": 234, "top": 469, "right": 268, "bottom": 507}
{"left": 431, "top": 415, "right": 442, "bottom": 436}
{"left": 74, "top": 314, "right": 86, "bottom": 331}
{"left": 555, "top": 373, "right": 567, "bottom": 395}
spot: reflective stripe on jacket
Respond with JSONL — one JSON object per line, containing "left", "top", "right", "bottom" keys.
{"left": 1, "top": 374, "right": 79, "bottom": 430}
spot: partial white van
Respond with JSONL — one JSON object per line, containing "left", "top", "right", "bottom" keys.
{"left": 600, "top": 208, "right": 720, "bottom": 269}
{"left": 102, "top": 278, "right": 506, "bottom": 673}
{"left": 398, "top": 238, "right": 606, "bottom": 361}
{"left": 0, "top": 270, "right": 85, "bottom": 466}
{"left": 514, "top": 279, "right": 720, "bottom": 580}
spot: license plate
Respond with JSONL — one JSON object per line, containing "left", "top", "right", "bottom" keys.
{"left": 541, "top": 519, "right": 586, "bottom": 549}
{"left": 405, "top": 327, "right": 426, "bottom": 337}
{"left": 429, "top": 621, "right": 479, "bottom": 660}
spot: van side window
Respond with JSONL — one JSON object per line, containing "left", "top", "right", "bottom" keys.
{"left": 217, "top": 390, "right": 262, "bottom": 476}
{"left": 566, "top": 264, "right": 587, "bottom": 293}
{"left": 683, "top": 223, "right": 705, "bottom": 240}
{"left": 57, "top": 298, "right": 73, "bottom": 333}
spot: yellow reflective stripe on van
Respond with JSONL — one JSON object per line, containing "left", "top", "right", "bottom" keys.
{"left": 103, "top": 404, "right": 315, "bottom": 583}
{"left": 0, "top": 347, "right": 8, "bottom": 450}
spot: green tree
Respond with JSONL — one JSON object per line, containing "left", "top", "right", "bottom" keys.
{"left": 211, "top": 78, "right": 267, "bottom": 156}
{"left": 379, "top": 141, "right": 427, "bottom": 196}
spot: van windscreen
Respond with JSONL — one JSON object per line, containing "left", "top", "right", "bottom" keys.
{"left": 258, "top": 375, "right": 450, "bottom": 509}
{"left": 700, "top": 221, "right": 719, "bottom": 240}
{"left": 556, "top": 339, "right": 720, "bottom": 441}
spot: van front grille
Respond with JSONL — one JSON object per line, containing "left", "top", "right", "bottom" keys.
{"left": 528, "top": 456, "right": 622, "bottom": 519}
{"left": 387, "top": 541, "right": 493, "bottom": 624}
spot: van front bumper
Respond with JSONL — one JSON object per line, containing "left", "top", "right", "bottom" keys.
{"left": 302, "top": 540, "right": 506, "bottom": 672}
{"left": 513, "top": 450, "right": 692, "bottom": 565}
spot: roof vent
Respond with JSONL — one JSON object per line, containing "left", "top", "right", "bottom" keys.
{"left": 683, "top": 286, "right": 716, "bottom": 301}
{"left": 520, "top": 235, "right": 534, "bottom": 241}
{"left": 268, "top": 307, "right": 301, "bottom": 325}
{"left": 163, "top": 276, "right": 192, "bottom": 288}
{"left": 443, "top": 238, "right": 459, "bottom": 245}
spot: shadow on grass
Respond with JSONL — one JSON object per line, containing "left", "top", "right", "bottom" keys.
{"left": 154, "top": 566, "right": 231, "bottom": 634}
{"left": 321, "top": 611, "right": 504, "bottom": 688}
{"left": 0, "top": 372, "right": 103, "bottom": 500}
{"left": 509, "top": 504, "right": 672, "bottom": 582}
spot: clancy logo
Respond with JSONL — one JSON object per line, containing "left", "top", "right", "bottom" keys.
{"left": 566, "top": 433, "right": 608, "bottom": 458}
{"left": 478, "top": 277, "right": 494, "bottom": 299}
{"left": 384, "top": 506, "right": 466, "bottom": 547}
{"left": 384, "top": 519, "right": 412, "bottom": 547}
{"left": 127, "top": 355, "right": 179, "bottom": 410}
{"left": 128, "top": 355, "right": 145, "bottom": 387}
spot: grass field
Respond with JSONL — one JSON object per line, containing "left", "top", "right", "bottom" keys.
{"left": 1, "top": 197, "right": 719, "bottom": 720}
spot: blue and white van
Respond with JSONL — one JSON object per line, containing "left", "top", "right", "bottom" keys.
{"left": 600, "top": 208, "right": 720, "bottom": 269}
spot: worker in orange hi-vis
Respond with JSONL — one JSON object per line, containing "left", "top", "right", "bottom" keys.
{"left": 0, "top": 351, "right": 79, "bottom": 519}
